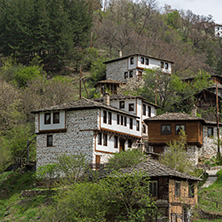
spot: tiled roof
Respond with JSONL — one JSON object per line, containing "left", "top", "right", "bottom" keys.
{"left": 144, "top": 112, "right": 204, "bottom": 122}
{"left": 32, "top": 98, "right": 138, "bottom": 117}
{"left": 120, "top": 158, "right": 201, "bottom": 181}
{"left": 104, "top": 54, "right": 174, "bottom": 64}
{"left": 94, "top": 94, "right": 160, "bottom": 108}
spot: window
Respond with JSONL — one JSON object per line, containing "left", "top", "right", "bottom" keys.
{"left": 128, "top": 139, "right": 132, "bottom": 148}
{"left": 121, "top": 116, "right": 124, "bottom": 125}
{"left": 98, "top": 133, "right": 102, "bottom": 145}
{"left": 47, "top": 135, "right": 53, "bottom": 147}
{"left": 130, "top": 118, "right": 133, "bottom": 129}
{"left": 188, "top": 181, "right": 195, "bottom": 198}
{"left": 143, "top": 124, "right": 146, "bottom": 134}
{"left": 103, "top": 111, "right": 107, "bottom": 124}
{"left": 145, "top": 58, "right": 149, "bottom": 65}
{"left": 53, "top": 112, "right": 60, "bottom": 124}
{"left": 165, "top": 62, "right": 169, "bottom": 69}
{"left": 149, "top": 181, "right": 158, "bottom": 197}
{"left": 119, "top": 101, "right": 125, "bottom": 109}
{"left": 103, "top": 133, "right": 107, "bottom": 146}
{"left": 117, "top": 115, "right": 120, "bottom": 125}
{"left": 148, "top": 106, "right": 151, "bottom": 117}
{"left": 175, "top": 124, "right": 185, "bottom": 135}
{"left": 124, "top": 72, "right": 128, "bottom": 79}
{"left": 175, "top": 181, "right": 181, "bottom": 197}
{"left": 114, "top": 136, "right": 118, "bottom": 148}
{"left": 208, "top": 127, "right": 214, "bottom": 137}
{"left": 141, "top": 57, "right": 144, "bottom": 64}
{"left": 136, "top": 120, "right": 140, "bottom": 131}
{"left": 44, "top": 113, "right": 51, "bottom": 125}
{"left": 124, "top": 117, "right": 127, "bottom": 126}
{"left": 130, "top": 57, "right": 134, "bottom": 65}
{"left": 129, "top": 103, "right": 134, "bottom": 112}
{"left": 143, "top": 104, "right": 146, "bottom": 116}
{"left": 161, "top": 124, "right": 171, "bottom": 135}
{"left": 108, "top": 112, "right": 112, "bottom": 125}
{"left": 161, "top": 61, "right": 164, "bottom": 68}
{"left": 129, "top": 71, "right": 133, "bottom": 78}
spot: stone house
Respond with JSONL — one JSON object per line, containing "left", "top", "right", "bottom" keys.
{"left": 32, "top": 96, "right": 158, "bottom": 169}
{"left": 120, "top": 158, "right": 201, "bottom": 222}
{"left": 104, "top": 54, "right": 174, "bottom": 83}
{"left": 144, "top": 113, "right": 222, "bottom": 164}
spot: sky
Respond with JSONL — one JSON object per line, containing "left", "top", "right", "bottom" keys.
{"left": 157, "top": 0, "right": 222, "bottom": 24}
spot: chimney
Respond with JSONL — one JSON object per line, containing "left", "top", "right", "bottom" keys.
{"left": 104, "top": 92, "right": 110, "bottom": 106}
{"left": 191, "top": 105, "right": 197, "bottom": 116}
{"left": 119, "top": 50, "right": 123, "bottom": 58}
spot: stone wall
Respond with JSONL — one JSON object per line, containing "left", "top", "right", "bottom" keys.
{"left": 200, "top": 126, "right": 222, "bottom": 159}
{"left": 106, "top": 59, "right": 128, "bottom": 82}
{"left": 36, "top": 109, "right": 100, "bottom": 169}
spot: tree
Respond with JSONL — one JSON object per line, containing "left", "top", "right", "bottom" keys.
{"left": 0, "top": 0, "right": 92, "bottom": 72}
{"left": 102, "top": 170, "right": 156, "bottom": 221}
{"left": 107, "top": 149, "right": 146, "bottom": 170}
{"left": 159, "top": 131, "right": 195, "bottom": 174}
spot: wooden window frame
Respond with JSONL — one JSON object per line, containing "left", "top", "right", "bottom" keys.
{"left": 175, "top": 181, "right": 181, "bottom": 197}
{"left": 188, "top": 181, "right": 195, "bottom": 198}
{"left": 175, "top": 124, "right": 185, "bottom": 135}
{"left": 119, "top": 101, "right": 125, "bottom": 109}
{"left": 47, "top": 135, "right": 53, "bottom": 147}
{"left": 161, "top": 124, "right": 171, "bottom": 135}
{"left": 53, "top": 112, "right": 60, "bottom": 124}
{"left": 124, "top": 72, "right": 128, "bottom": 79}
{"left": 136, "top": 120, "right": 140, "bottom": 131}
{"left": 208, "top": 127, "right": 214, "bottom": 137}
{"left": 114, "top": 136, "right": 118, "bottom": 148}
{"left": 103, "top": 133, "right": 108, "bottom": 146}
{"left": 145, "top": 58, "right": 149, "bottom": 65}
{"left": 117, "top": 114, "right": 120, "bottom": 125}
{"left": 130, "top": 118, "right": 133, "bottom": 129}
{"left": 141, "top": 57, "right": 144, "bottom": 64}
{"left": 149, "top": 181, "right": 158, "bottom": 197}
{"left": 98, "top": 133, "right": 102, "bottom": 145}
{"left": 44, "top": 113, "right": 51, "bottom": 125}
{"left": 148, "top": 106, "right": 151, "bottom": 117}
{"left": 161, "top": 61, "right": 164, "bottom": 68}
{"left": 103, "top": 111, "right": 107, "bottom": 124}
{"left": 165, "top": 62, "right": 169, "bottom": 69}
{"left": 130, "top": 57, "right": 134, "bottom": 65}
{"left": 108, "top": 112, "right": 112, "bottom": 125}
{"left": 129, "top": 103, "right": 134, "bottom": 112}
{"left": 143, "top": 104, "right": 146, "bottom": 116}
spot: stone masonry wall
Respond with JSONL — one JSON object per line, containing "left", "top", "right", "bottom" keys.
{"left": 106, "top": 59, "right": 128, "bottom": 82}
{"left": 36, "top": 109, "right": 100, "bottom": 169}
{"left": 200, "top": 126, "right": 222, "bottom": 159}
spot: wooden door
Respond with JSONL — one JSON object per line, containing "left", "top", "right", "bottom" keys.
{"left": 96, "top": 155, "right": 100, "bottom": 170}
{"left": 119, "top": 138, "right": 125, "bottom": 152}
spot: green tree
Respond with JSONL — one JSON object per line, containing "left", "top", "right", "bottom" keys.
{"left": 102, "top": 170, "right": 155, "bottom": 221}
{"left": 159, "top": 131, "right": 195, "bottom": 174}
{"left": 107, "top": 149, "right": 146, "bottom": 170}
{"left": 0, "top": 0, "right": 92, "bottom": 72}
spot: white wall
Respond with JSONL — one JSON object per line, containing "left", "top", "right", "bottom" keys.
{"left": 39, "top": 111, "right": 66, "bottom": 131}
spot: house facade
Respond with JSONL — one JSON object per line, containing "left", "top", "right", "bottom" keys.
{"left": 120, "top": 158, "right": 200, "bottom": 222}
{"left": 104, "top": 54, "right": 173, "bottom": 82}
{"left": 144, "top": 113, "right": 222, "bottom": 164}
{"left": 33, "top": 96, "right": 158, "bottom": 169}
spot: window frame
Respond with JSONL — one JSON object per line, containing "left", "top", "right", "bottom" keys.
{"left": 188, "top": 181, "right": 195, "bottom": 198}
{"left": 53, "top": 112, "right": 60, "bottom": 124}
{"left": 117, "top": 114, "right": 120, "bottom": 125}
{"left": 103, "top": 111, "right": 107, "bottom": 124}
{"left": 119, "top": 101, "right": 125, "bottom": 109}
{"left": 136, "top": 120, "right": 140, "bottom": 131}
{"left": 149, "top": 181, "right": 158, "bottom": 197}
{"left": 143, "top": 124, "right": 146, "bottom": 134}
{"left": 130, "top": 57, "right": 134, "bottom": 65}
{"left": 103, "top": 133, "right": 108, "bottom": 146}
{"left": 129, "top": 103, "right": 134, "bottom": 112}
{"left": 98, "top": 133, "right": 102, "bottom": 145}
{"left": 145, "top": 58, "right": 149, "bottom": 65}
{"left": 143, "top": 104, "right": 146, "bottom": 116}
{"left": 141, "top": 57, "right": 144, "bottom": 64}
{"left": 114, "top": 136, "right": 118, "bottom": 148}
{"left": 161, "top": 124, "right": 171, "bottom": 135}
{"left": 129, "top": 71, "right": 133, "bottom": 78}
{"left": 175, "top": 181, "right": 181, "bottom": 197}
{"left": 44, "top": 113, "right": 51, "bottom": 125}
{"left": 165, "top": 62, "right": 169, "bottom": 69}
{"left": 130, "top": 118, "right": 133, "bottom": 129}
{"left": 124, "top": 72, "right": 128, "bottom": 79}
{"left": 47, "top": 135, "right": 53, "bottom": 147}
{"left": 175, "top": 124, "right": 185, "bottom": 135}
{"left": 161, "top": 61, "right": 164, "bottom": 68}
{"left": 148, "top": 106, "right": 151, "bottom": 117}
{"left": 121, "top": 115, "right": 124, "bottom": 126}
{"left": 108, "top": 112, "right": 112, "bottom": 125}
{"left": 124, "top": 116, "right": 127, "bottom": 126}
{"left": 208, "top": 127, "right": 214, "bottom": 137}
